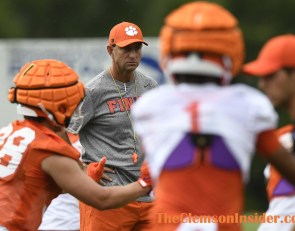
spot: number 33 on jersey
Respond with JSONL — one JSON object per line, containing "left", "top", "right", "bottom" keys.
{"left": 0, "top": 123, "right": 35, "bottom": 179}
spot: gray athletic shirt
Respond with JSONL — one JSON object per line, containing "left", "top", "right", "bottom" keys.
{"left": 68, "top": 70, "right": 158, "bottom": 202}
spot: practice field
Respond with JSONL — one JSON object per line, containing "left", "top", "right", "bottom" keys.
{"left": 243, "top": 222, "right": 260, "bottom": 231}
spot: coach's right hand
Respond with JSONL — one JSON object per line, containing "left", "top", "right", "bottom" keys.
{"left": 98, "top": 164, "right": 115, "bottom": 186}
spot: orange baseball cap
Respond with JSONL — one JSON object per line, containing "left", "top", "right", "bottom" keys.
{"left": 243, "top": 34, "right": 295, "bottom": 77}
{"left": 108, "top": 21, "right": 148, "bottom": 47}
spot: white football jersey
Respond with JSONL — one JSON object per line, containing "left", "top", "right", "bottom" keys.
{"left": 132, "top": 83, "right": 278, "bottom": 182}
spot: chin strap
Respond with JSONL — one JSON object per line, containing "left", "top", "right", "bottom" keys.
{"left": 37, "top": 103, "right": 60, "bottom": 127}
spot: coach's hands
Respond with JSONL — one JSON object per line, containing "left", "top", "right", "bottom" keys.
{"left": 98, "top": 165, "right": 115, "bottom": 186}
{"left": 138, "top": 161, "right": 152, "bottom": 188}
{"left": 87, "top": 157, "right": 115, "bottom": 185}
{"left": 87, "top": 157, "right": 107, "bottom": 182}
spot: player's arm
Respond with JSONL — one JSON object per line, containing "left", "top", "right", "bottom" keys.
{"left": 257, "top": 129, "right": 295, "bottom": 185}
{"left": 41, "top": 155, "right": 151, "bottom": 210}
{"left": 267, "top": 147, "right": 295, "bottom": 185}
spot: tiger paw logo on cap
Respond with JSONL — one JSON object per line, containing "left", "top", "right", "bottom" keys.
{"left": 125, "top": 26, "right": 138, "bottom": 36}
{"left": 108, "top": 21, "right": 148, "bottom": 47}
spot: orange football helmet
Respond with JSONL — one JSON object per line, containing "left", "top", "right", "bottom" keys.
{"left": 8, "top": 59, "right": 85, "bottom": 127}
{"left": 160, "top": 1, "right": 244, "bottom": 78}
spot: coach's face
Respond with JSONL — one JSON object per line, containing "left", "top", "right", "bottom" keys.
{"left": 109, "top": 42, "right": 142, "bottom": 73}
{"left": 258, "top": 68, "right": 295, "bottom": 108}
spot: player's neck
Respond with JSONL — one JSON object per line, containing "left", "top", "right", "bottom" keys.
{"left": 40, "top": 120, "right": 71, "bottom": 143}
{"left": 39, "top": 119, "right": 63, "bottom": 133}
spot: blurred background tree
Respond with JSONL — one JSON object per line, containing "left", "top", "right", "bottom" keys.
{"left": 1, "top": 0, "right": 294, "bottom": 212}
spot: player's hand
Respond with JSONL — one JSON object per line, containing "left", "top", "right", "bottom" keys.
{"left": 87, "top": 157, "right": 107, "bottom": 182}
{"left": 138, "top": 161, "right": 152, "bottom": 188}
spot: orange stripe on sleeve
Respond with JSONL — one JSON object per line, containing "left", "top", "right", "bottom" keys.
{"left": 275, "top": 124, "right": 293, "bottom": 137}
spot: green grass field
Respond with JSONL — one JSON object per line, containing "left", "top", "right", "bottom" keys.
{"left": 242, "top": 211, "right": 261, "bottom": 231}
{"left": 243, "top": 222, "right": 260, "bottom": 231}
